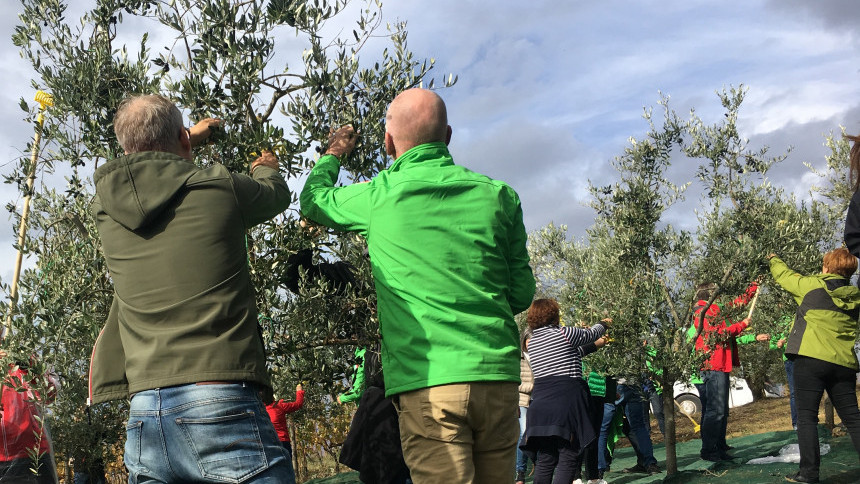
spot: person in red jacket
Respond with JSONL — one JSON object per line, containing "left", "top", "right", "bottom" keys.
{"left": 692, "top": 282, "right": 757, "bottom": 462}
{"left": 266, "top": 384, "right": 305, "bottom": 457}
{"left": 0, "top": 357, "right": 58, "bottom": 483}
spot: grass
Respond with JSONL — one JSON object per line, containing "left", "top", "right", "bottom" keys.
{"left": 304, "top": 389, "right": 860, "bottom": 483}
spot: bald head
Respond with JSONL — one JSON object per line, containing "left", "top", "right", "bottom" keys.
{"left": 385, "top": 89, "right": 451, "bottom": 159}
{"left": 114, "top": 94, "right": 185, "bottom": 156}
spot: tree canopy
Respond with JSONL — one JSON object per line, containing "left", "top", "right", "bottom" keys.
{"left": 5, "top": 0, "right": 454, "bottom": 478}
{"left": 2, "top": 1, "right": 853, "bottom": 480}
{"left": 527, "top": 87, "right": 845, "bottom": 475}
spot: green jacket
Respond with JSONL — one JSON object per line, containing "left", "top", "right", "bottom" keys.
{"left": 767, "top": 315, "right": 793, "bottom": 362}
{"left": 338, "top": 347, "right": 367, "bottom": 404}
{"left": 301, "top": 143, "right": 535, "bottom": 396}
{"left": 89, "top": 151, "right": 290, "bottom": 403}
{"left": 770, "top": 256, "right": 860, "bottom": 370}
{"left": 582, "top": 359, "right": 606, "bottom": 398}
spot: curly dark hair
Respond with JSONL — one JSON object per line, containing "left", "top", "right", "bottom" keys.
{"left": 527, "top": 299, "right": 560, "bottom": 330}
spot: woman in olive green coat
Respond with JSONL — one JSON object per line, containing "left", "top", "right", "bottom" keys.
{"left": 769, "top": 249, "right": 860, "bottom": 483}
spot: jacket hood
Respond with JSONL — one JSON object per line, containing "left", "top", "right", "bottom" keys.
{"left": 823, "top": 274, "right": 860, "bottom": 311}
{"left": 93, "top": 151, "right": 197, "bottom": 231}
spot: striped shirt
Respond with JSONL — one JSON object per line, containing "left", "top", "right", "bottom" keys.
{"left": 528, "top": 324, "right": 606, "bottom": 379}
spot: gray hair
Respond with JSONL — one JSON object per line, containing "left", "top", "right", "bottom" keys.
{"left": 114, "top": 94, "right": 184, "bottom": 154}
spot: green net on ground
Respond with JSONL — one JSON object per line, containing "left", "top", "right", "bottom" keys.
{"left": 305, "top": 428, "right": 860, "bottom": 484}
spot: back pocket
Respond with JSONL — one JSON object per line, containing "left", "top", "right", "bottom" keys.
{"left": 176, "top": 410, "right": 267, "bottom": 483}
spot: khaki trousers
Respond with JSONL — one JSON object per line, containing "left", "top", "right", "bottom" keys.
{"left": 394, "top": 382, "right": 519, "bottom": 484}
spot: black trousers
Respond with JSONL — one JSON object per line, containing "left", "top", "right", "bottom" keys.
{"left": 793, "top": 355, "right": 860, "bottom": 479}
{"left": 533, "top": 437, "right": 578, "bottom": 484}
{"left": 572, "top": 394, "right": 605, "bottom": 481}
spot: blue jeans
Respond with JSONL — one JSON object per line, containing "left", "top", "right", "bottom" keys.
{"left": 516, "top": 406, "right": 529, "bottom": 473}
{"left": 645, "top": 383, "right": 665, "bottom": 435}
{"left": 694, "top": 382, "right": 706, "bottom": 425}
{"left": 125, "top": 383, "right": 294, "bottom": 484}
{"left": 785, "top": 359, "right": 797, "bottom": 427}
{"left": 700, "top": 370, "right": 730, "bottom": 458}
{"left": 597, "top": 402, "right": 617, "bottom": 472}
{"left": 618, "top": 384, "right": 657, "bottom": 467}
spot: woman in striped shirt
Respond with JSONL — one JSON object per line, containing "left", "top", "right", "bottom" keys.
{"left": 519, "top": 299, "right": 607, "bottom": 484}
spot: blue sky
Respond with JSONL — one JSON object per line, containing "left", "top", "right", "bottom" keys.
{"left": 0, "top": 0, "right": 859, "bottom": 279}
{"left": 380, "top": 0, "right": 860, "bottom": 234}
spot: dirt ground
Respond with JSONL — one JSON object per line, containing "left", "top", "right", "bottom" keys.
{"left": 654, "top": 395, "right": 794, "bottom": 445}
{"left": 646, "top": 388, "right": 860, "bottom": 447}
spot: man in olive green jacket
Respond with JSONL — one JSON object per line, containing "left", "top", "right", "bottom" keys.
{"left": 89, "top": 94, "right": 294, "bottom": 483}
{"left": 301, "top": 88, "right": 535, "bottom": 484}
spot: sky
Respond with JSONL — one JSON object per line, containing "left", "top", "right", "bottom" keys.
{"left": 0, "top": 0, "right": 859, "bottom": 280}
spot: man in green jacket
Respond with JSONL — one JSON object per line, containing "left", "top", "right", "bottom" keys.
{"left": 89, "top": 94, "right": 294, "bottom": 483}
{"left": 769, "top": 249, "right": 860, "bottom": 483}
{"left": 301, "top": 88, "right": 536, "bottom": 484}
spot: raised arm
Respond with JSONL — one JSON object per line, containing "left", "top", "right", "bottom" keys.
{"left": 728, "top": 282, "right": 758, "bottom": 308}
{"left": 300, "top": 126, "right": 372, "bottom": 232}
{"left": 769, "top": 255, "right": 815, "bottom": 300}
{"left": 280, "top": 385, "right": 305, "bottom": 413}
{"left": 232, "top": 151, "right": 290, "bottom": 227}
{"left": 575, "top": 336, "right": 607, "bottom": 357}
{"left": 299, "top": 155, "right": 372, "bottom": 233}
{"left": 560, "top": 323, "right": 606, "bottom": 348}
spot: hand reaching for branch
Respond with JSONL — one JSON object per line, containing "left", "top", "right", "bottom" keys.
{"left": 326, "top": 125, "right": 358, "bottom": 159}
{"left": 251, "top": 150, "right": 279, "bottom": 173}
{"left": 188, "top": 118, "right": 222, "bottom": 148}
{"left": 299, "top": 218, "right": 324, "bottom": 239}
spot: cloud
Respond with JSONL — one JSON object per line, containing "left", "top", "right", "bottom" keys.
{"left": 758, "top": 101, "right": 860, "bottom": 193}
{"left": 2, "top": 0, "right": 860, "bottom": 263}
{"left": 450, "top": 117, "right": 613, "bottom": 234}
{"left": 765, "top": 0, "right": 860, "bottom": 34}
{"left": 745, "top": 81, "right": 852, "bottom": 136}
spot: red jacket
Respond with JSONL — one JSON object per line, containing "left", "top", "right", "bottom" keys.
{"left": 693, "top": 284, "right": 757, "bottom": 372}
{"left": 266, "top": 390, "right": 305, "bottom": 442}
{"left": 1, "top": 367, "right": 55, "bottom": 462}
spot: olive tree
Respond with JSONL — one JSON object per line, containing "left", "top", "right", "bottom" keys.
{"left": 528, "top": 86, "right": 835, "bottom": 476}
{"left": 5, "top": 0, "right": 453, "bottom": 478}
